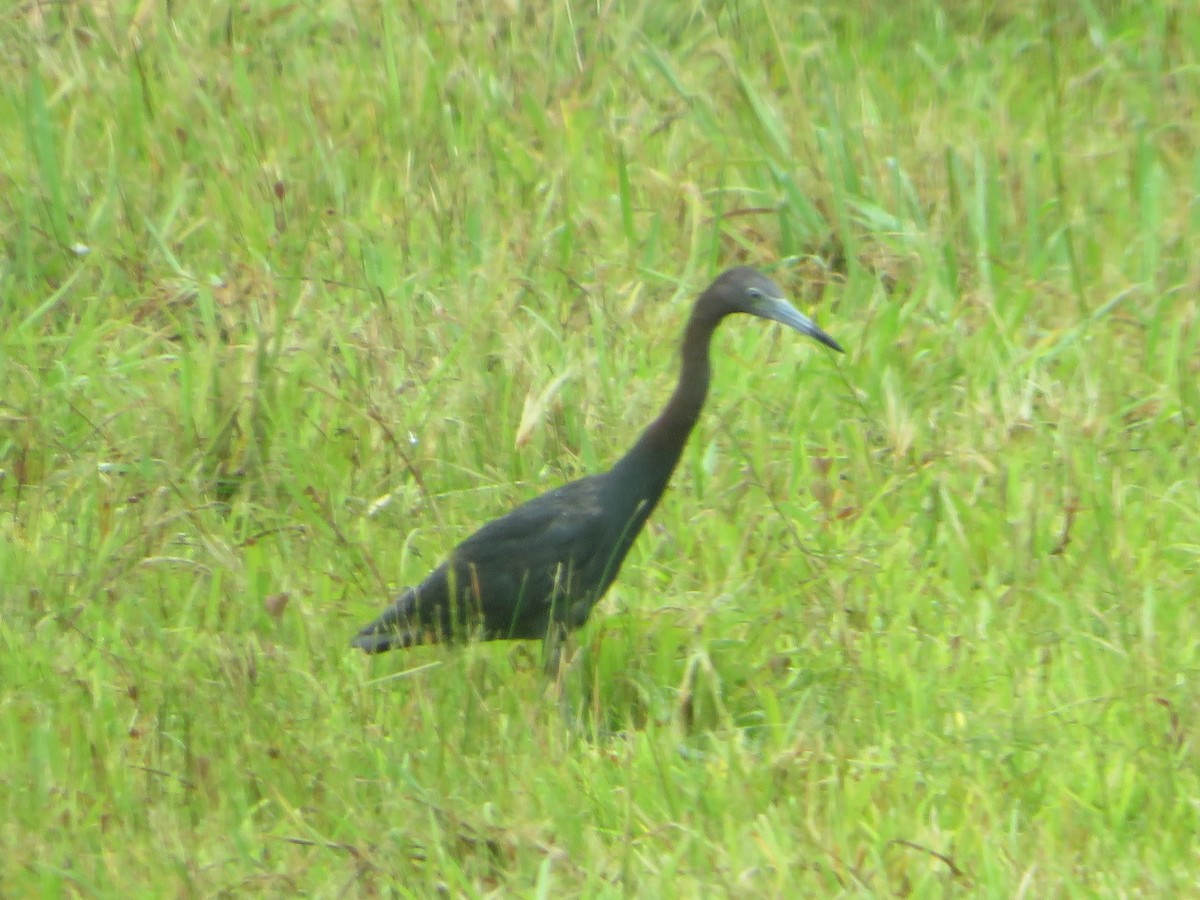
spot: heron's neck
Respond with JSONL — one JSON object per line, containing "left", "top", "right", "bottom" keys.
{"left": 611, "top": 304, "right": 722, "bottom": 497}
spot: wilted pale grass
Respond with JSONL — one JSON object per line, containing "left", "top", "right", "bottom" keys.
{"left": 2, "top": 0, "right": 1198, "bottom": 895}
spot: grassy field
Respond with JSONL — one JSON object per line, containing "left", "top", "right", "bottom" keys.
{"left": 3, "top": 0, "right": 1198, "bottom": 894}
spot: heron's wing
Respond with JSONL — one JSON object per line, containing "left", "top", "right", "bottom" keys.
{"left": 351, "top": 475, "right": 613, "bottom": 650}
{"left": 455, "top": 475, "right": 607, "bottom": 561}
{"left": 451, "top": 477, "right": 612, "bottom": 634}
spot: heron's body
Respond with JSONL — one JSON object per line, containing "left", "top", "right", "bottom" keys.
{"left": 351, "top": 267, "right": 842, "bottom": 659}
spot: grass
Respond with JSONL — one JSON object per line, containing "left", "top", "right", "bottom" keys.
{"left": 2, "top": 0, "right": 1198, "bottom": 894}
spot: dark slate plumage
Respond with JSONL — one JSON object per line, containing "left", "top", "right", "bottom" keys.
{"left": 352, "top": 267, "right": 843, "bottom": 661}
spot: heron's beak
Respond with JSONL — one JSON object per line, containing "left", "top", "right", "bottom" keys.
{"left": 758, "top": 297, "right": 844, "bottom": 353}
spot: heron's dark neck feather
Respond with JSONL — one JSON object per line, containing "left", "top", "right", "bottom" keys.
{"left": 610, "top": 298, "right": 725, "bottom": 503}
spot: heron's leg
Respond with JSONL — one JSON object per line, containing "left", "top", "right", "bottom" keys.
{"left": 544, "top": 622, "right": 594, "bottom": 738}
{"left": 542, "top": 621, "right": 570, "bottom": 678}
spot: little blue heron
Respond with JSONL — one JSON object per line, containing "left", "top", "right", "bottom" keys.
{"left": 351, "top": 267, "right": 843, "bottom": 668}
